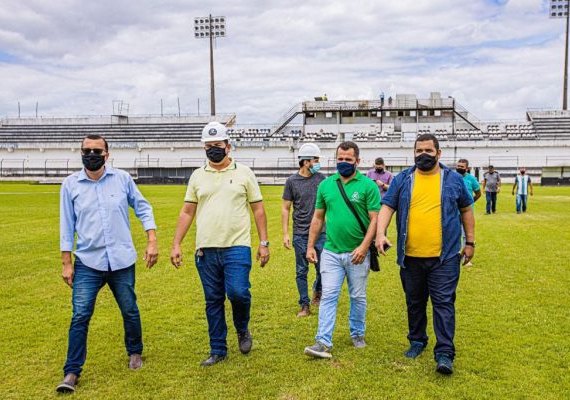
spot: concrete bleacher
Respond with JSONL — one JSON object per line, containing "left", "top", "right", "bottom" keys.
{"left": 527, "top": 111, "right": 570, "bottom": 140}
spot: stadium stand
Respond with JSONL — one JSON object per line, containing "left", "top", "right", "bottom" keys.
{"left": 2, "top": 95, "right": 570, "bottom": 185}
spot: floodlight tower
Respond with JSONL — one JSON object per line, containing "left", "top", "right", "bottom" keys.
{"left": 550, "top": 0, "right": 570, "bottom": 110}
{"left": 194, "top": 15, "right": 227, "bottom": 116}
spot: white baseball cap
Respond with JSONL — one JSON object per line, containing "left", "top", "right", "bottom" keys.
{"left": 201, "top": 122, "right": 229, "bottom": 142}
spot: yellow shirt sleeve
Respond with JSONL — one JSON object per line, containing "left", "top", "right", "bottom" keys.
{"left": 184, "top": 171, "right": 198, "bottom": 203}
{"left": 245, "top": 167, "right": 263, "bottom": 203}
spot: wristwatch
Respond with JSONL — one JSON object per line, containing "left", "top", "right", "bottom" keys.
{"left": 465, "top": 241, "right": 475, "bottom": 247}
{"left": 260, "top": 241, "right": 270, "bottom": 247}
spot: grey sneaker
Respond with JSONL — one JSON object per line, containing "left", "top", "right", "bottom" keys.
{"left": 238, "top": 330, "right": 252, "bottom": 354}
{"left": 352, "top": 336, "right": 367, "bottom": 348}
{"left": 304, "top": 341, "right": 332, "bottom": 359}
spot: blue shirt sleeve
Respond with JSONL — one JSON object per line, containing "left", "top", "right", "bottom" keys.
{"left": 457, "top": 175, "right": 474, "bottom": 209}
{"left": 126, "top": 175, "right": 157, "bottom": 231}
{"left": 470, "top": 175, "right": 480, "bottom": 192}
{"left": 60, "top": 178, "right": 76, "bottom": 252}
{"left": 381, "top": 173, "right": 400, "bottom": 210}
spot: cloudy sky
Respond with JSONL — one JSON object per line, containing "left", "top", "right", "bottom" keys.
{"left": 0, "top": 0, "right": 565, "bottom": 123}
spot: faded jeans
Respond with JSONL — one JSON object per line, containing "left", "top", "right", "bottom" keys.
{"left": 315, "top": 249, "right": 370, "bottom": 348}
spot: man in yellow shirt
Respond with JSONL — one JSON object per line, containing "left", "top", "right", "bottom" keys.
{"left": 170, "top": 122, "right": 270, "bottom": 367}
{"left": 376, "top": 134, "right": 475, "bottom": 375}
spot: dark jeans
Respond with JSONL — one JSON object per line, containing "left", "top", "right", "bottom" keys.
{"left": 195, "top": 246, "right": 252, "bottom": 356}
{"left": 63, "top": 259, "right": 142, "bottom": 377}
{"left": 292, "top": 232, "right": 326, "bottom": 306}
{"left": 400, "top": 255, "right": 460, "bottom": 360}
{"left": 516, "top": 194, "right": 528, "bottom": 213}
{"left": 485, "top": 191, "right": 498, "bottom": 213}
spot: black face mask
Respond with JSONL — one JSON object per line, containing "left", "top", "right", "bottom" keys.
{"left": 520, "top": 170, "right": 526, "bottom": 175}
{"left": 82, "top": 153, "right": 105, "bottom": 172}
{"left": 375, "top": 167, "right": 384, "bottom": 174}
{"left": 206, "top": 146, "right": 227, "bottom": 163}
{"left": 415, "top": 153, "right": 438, "bottom": 172}
{"left": 456, "top": 168, "right": 467, "bottom": 175}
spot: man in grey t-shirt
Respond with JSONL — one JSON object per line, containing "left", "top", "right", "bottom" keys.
{"left": 282, "top": 143, "right": 326, "bottom": 317}
{"left": 482, "top": 165, "right": 501, "bottom": 214}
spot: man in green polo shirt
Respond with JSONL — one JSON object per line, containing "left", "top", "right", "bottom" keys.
{"left": 304, "top": 141, "right": 380, "bottom": 359}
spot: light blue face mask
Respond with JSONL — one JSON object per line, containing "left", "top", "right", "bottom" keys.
{"left": 309, "top": 162, "right": 321, "bottom": 174}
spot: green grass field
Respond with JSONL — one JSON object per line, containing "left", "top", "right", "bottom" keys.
{"left": 1, "top": 182, "right": 569, "bottom": 399}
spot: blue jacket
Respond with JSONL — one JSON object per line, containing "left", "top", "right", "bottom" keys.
{"left": 381, "top": 164, "right": 473, "bottom": 268}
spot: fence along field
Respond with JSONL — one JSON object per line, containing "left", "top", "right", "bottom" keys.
{"left": 0, "top": 183, "right": 568, "bottom": 399}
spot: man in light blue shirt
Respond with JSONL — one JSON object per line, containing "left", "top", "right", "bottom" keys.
{"left": 56, "top": 134, "right": 158, "bottom": 394}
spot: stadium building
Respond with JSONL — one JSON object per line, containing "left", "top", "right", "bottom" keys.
{"left": 1, "top": 92, "right": 569, "bottom": 185}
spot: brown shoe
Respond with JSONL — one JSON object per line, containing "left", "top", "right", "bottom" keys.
{"left": 56, "top": 373, "right": 78, "bottom": 393}
{"left": 311, "top": 291, "right": 322, "bottom": 306}
{"left": 129, "top": 353, "right": 143, "bottom": 370}
{"left": 297, "top": 305, "right": 311, "bottom": 317}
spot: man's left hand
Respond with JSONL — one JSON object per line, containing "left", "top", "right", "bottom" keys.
{"left": 144, "top": 240, "right": 159, "bottom": 268}
{"left": 351, "top": 245, "right": 368, "bottom": 265}
{"left": 461, "top": 245, "right": 475, "bottom": 266}
{"left": 257, "top": 245, "right": 270, "bottom": 267}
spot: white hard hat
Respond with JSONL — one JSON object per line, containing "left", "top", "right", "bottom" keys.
{"left": 201, "top": 122, "right": 229, "bottom": 142}
{"left": 298, "top": 143, "right": 321, "bottom": 159}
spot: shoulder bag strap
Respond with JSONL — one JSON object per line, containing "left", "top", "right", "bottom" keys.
{"left": 336, "top": 179, "right": 367, "bottom": 236}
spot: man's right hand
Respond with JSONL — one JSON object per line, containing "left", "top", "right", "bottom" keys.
{"left": 170, "top": 244, "right": 183, "bottom": 268}
{"left": 375, "top": 235, "right": 392, "bottom": 256}
{"left": 62, "top": 263, "right": 74, "bottom": 288}
{"left": 306, "top": 247, "right": 318, "bottom": 264}
{"left": 283, "top": 234, "right": 291, "bottom": 250}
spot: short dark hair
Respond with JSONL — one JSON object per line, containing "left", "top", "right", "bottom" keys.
{"left": 336, "top": 141, "right": 359, "bottom": 159}
{"left": 298, "top": 159, "right": 307, "bottom": 168}
{"left": 83, "top": 134, "right": 108, "bottom": 151}
{"left": 488, "top": 165, "right": 494, "bottom": 169}
{"left": 458, "top": 158, "right": 469, "bottom": 166}
{"left": 375, "top": 157, "right": 384, "bottom": 165}
{"left": 414, "top": 133, "right": 439, "bottom": 151}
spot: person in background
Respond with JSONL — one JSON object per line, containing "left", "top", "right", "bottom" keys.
{"left": 376, "top": 134, "right": 474, "bottom": 375}
{"left": 512, "top": 167, "right": 533, "bottom": 213}
{"left": 282, "top": 143, "right": 326, "bottom": 317}
{"left": 367, "top": 157, "right": 393, "bottom": 198}
{"left": 57, "top": 134, "right": 158, "bottom": 393}
{"left": 170, "top": 122, "right": 270, "bottom": 367}
{"left": 456, "top": 159, "right": 481, "bottom": 203}
{"left": 456, "top": 159, "right": 480, "bottom": 267}
{"left": 482, "top": 165, "right": 501, "bottom": 214}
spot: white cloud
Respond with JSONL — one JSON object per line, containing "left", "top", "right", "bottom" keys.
{"left": 0, "top": 0, "right": 565, "bottom": 123}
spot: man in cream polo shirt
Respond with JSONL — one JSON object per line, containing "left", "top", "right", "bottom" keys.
{"left": 170, "top": 122, "right": 270, "bottom": 367}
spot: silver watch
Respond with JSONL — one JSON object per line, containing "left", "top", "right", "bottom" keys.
{"left": 260, "top": 240, "right": 270, "bottom": 247}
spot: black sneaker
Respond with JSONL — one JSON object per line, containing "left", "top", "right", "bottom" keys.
{"left": 238, "top": 330, "right": 252, "bottom": 354}
{"left": 200, "top": 354, "right": 226, "bottom": 367}
{"left": 404, "top": 341, "right": 426, "bottom": 359}
{"left": 435, "top": 354, "right": 454, "bottom": 375}
{"left": 304, "top": 341, "right": 332, "bottom": 359}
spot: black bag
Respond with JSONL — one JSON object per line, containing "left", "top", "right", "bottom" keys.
{"left": 336, "top": 180, "right": 380, "bottom": 272}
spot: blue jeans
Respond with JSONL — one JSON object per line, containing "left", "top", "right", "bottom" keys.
{"left": 63, "top": 258, "right": 142, "bottom": 377}
{"left": 315, "top": 249, "right": 370, "bottom": 348}
{"left": 516, "top": 194, "right": 528, "bottom": 213}
{"left": 400, "top": 255, "right": 460, "bottom": 360}
{"left": 485, "top": 191, "right": 497, "bottom": 213}
{"left": 195, "top": 246, "right": 252, "bottom": 356}
{"left": 292, "top": 232, "right": 325, "bottom": 306}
